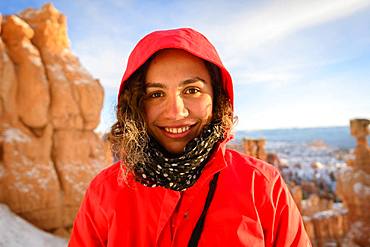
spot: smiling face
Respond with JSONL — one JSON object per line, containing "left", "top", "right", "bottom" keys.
{"left": 143, "top": 49, "right": 214, "bottom": 154}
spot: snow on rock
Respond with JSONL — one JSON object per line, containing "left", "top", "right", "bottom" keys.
{"left": 344, "top": 221, "right": 370, "bottom": 247}
{"left": 46, "top": 63, "right": 68, "bottom": 82}
{"left": 2, "top": 128, "right": 31, "bottom": 143}
{"left": 312, "top": 205, "right": 347, "bottom": 220}
{"left": 20, "top": 40, "right": 37, "bottom": 55}
{"left": 0, "top": 2, "right": 108, "bottom": 239}
{"left": 9, "top": 15, "right": 31, "bottom": 33}
{"left": 31, "top": 56, "right": 43, "bottom": 67}
{"left": 353, "top": 182, "right": 370, "bottom": 197}
{"left": 0, "top": 204, "right": 67, "bottom": 247}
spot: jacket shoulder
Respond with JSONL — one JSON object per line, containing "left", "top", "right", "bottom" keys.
{"left": 224, "top": 148, "right": 280, "bottom": 182}
{"left": 89, "top": 161, "right": 121, "bottom": 188}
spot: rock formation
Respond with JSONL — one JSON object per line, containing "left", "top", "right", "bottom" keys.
{"left": 302, "top": 195, "right": 348, "bottom": 246}
{"left": 336, "top": 118, "right": 370, "bottom": 246}
{"left": 242, "top": 138, "right": 266, "bottom": 161}
{"left": 266, "top": 152, "right": 282, "bottom": 168}
{"left": 309, "top": 206, "right": 348, "bottom": 247}
{"left": 0, "top": 3, "right": 108, "bottom": 236}
{"left": 302, "top": 194, "right": 333, "bottom": 217}
{"left": 289, "top": 182, "right": 303, "bottom": 212}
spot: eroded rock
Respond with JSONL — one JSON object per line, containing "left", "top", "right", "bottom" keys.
{"left": 336, "top": 119, "right": 370, "bottom": 246}
{"left": 20, "top": 3, "right": 103, "bottom": 130}
{"left": 0, "top": 3, "right": 108, "bottom": 236}
{"left": 242, "top": 138, "right": 267, "bottom": 161}
{"left": 2, "top": 15, "right": 49, "bottom": 128}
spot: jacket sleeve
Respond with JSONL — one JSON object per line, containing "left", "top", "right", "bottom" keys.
{"left": 263, "top": 173, "right": 311, "bottom": 247}
{"left": 68, "top": 185, "right": 108, "bottom": 247}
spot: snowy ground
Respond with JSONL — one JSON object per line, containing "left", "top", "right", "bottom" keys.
{"left": 265, "top": 140, "right": 351, "bottom": 167}
{"left": 0, "top": 204, "right": 67, "bottom": 247}
{"left": 265, "top": 140, "right": 351, "bottom": 195}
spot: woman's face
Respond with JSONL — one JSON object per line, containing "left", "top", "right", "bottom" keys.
{"left": 143, "top": 49, "right": 214, "bottom": 154}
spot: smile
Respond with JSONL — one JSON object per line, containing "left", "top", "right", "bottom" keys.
{"left": 164, "top": 126, "right": 190, "bottom": 134}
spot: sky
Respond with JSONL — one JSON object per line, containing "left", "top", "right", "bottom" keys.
{"left": 1, "top": 0, "right": 370, "bottom": 132}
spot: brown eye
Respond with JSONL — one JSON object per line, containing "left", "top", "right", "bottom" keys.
{"left": 184, "top": 87, "right": 200, "bottom": 94}
{"left": 147, "top": 91, "right": 164, "bottom": 98}
{"left": 145, "top": 91, "right": 164, "bottom": 99}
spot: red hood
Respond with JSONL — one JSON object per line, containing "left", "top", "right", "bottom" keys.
{"left": 118, "top": 28, "right": 234, "bottom": 107}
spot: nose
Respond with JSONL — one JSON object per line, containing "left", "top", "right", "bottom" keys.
{"left": 164, "top": 94, "right": 189, "bottom": 120}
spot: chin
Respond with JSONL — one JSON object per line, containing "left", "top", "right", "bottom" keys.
{"left": 159, "top": 140, "right": 188, "bottom": 154}
{"left": 163, "top": 145, "right": 186, "bottom": 154}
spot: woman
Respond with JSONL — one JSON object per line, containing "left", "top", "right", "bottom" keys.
{"left": 69, "top": 28, "right": 310, "bottom": 246}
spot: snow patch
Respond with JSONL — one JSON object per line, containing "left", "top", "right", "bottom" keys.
{"left": 257, "top": 140, "right": 350, "bottom": 196}
{"left": 46, "top": 64, "right": 67, "bottom": 82}
{"left": 12, "top": 16, "right": 30, "bottom": 30}
{"left": 59, "top": 162, "right": 91, "bottom": 196}
{"left": 65, "top": 64, "right": 90, "bottom": 76}
{"left": 65, "top": 64, "right": 93, "bottom": 85}
{"left": 12, "top": 180, "right": 33, "bottom": 194}
{"left": 312, "top": 208, "right": 345, "bottom": 220}
{"left": 90, "top": 158, "right": 106, "bottom": 173}
{"left": 8, "top": 156, "right": 57, "bottom": 196}
{"left": 0, "top": 203, "right": 67, "bottom": 247}
{"left": 345, "top": 220, "right": 370, "bottom": 242}
{"left": 20, "top": 41, "right": 44, "bottom": 67}
{"left": 353, "top": 182, "right": 370, "bottom": 196}
{"left": 332, "top": 202, "right": 346, "bottom": 211}
{"left": 74, "top": 78, "right": 93, "bottom": 85}
{"left": 61, "top": 48, "right": 72, "bottom": 55}
{"left": 23, "top": 162, "right": 57, "bottom": 190}
{"left": 3, "top": 128, "right": 31, "bottom": 143}
{"left": 64, "top": 64, "right": 76, "bottom": 73}
{"left": 2, "top": 51, "right": 10, "bottom": 62}
{"left": 353, "top": 169, "right": 370, "bottom": 181}
{"left": 59, "top": 160, "right": 105, "bottom": 196}
{"left": 31, "top": 57, "right": 42, "bottom": 67}
{"left": 21, "top": 41, "right": 36, "bottom": 53}
{"left": 302, "top": 215, "right": 311, "bottom": 222}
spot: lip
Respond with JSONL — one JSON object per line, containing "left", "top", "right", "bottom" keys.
{"left": 159, "top": 124, "right": 195, "bottom": 139}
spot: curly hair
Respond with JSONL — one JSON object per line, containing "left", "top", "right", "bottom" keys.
{"left": 109, "top": 51, "right": 234, "bottom": 176}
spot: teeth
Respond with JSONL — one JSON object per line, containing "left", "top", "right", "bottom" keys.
{"left": 164, "top": 126, "right": 190, "bottom": 134}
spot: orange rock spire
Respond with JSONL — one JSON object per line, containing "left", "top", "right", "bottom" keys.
{"left": 0, "top": 3, "right": 108, "bottom": 236}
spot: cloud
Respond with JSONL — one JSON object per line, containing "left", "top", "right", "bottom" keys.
{"left": 210, "top": 0, "right": 370, "bottom": 55}
{"left": 72, "top": 37, "right": 130, "bottom": 90}
{"left": 234, "top": 69, "right": 370, "bottom": 130}
{"left": 52, "top": 0, "right": 369, "bottom": 130}
{"left": 67, "top": 0, "right": 370, "bottom": 90}
{"left": 234, "top": 69, "right": 300, "bottom": 88}
{"left": 188, "top": 0, "right": 370, "bottom": 90}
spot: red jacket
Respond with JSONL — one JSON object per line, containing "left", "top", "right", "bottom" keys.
{"left": 69, "top": 145, "right": 310, "bottom": 246}
{"left": 69, "top": 28, "right": 310, "bottom": 246}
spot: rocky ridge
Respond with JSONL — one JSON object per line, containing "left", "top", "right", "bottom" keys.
{"left": 242, "top": 119, "right": 369, "bottom": 247}
{"left": 0, "top": 3, "right": 108, "bottom": 236}
{"left": 336, "top": 119, "right": 370, "bottom": 246}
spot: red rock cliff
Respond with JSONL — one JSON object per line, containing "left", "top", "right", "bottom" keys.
{"left": 0, "top": 3, "right": 108, "bottom": 236}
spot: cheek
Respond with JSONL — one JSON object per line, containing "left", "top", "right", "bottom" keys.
{"left": 143, "top": 103, "right": 156, "bottom": 124}
{"left": 189, "top": 96, "right": 213, "bottom": 121}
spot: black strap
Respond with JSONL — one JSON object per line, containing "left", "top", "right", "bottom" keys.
{"left": 188, "top": 172, "right": 220, "bottom": 247}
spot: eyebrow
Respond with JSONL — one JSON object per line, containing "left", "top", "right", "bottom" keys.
{"left": 145, "top": 76, "right": 206, "bottom": 89}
